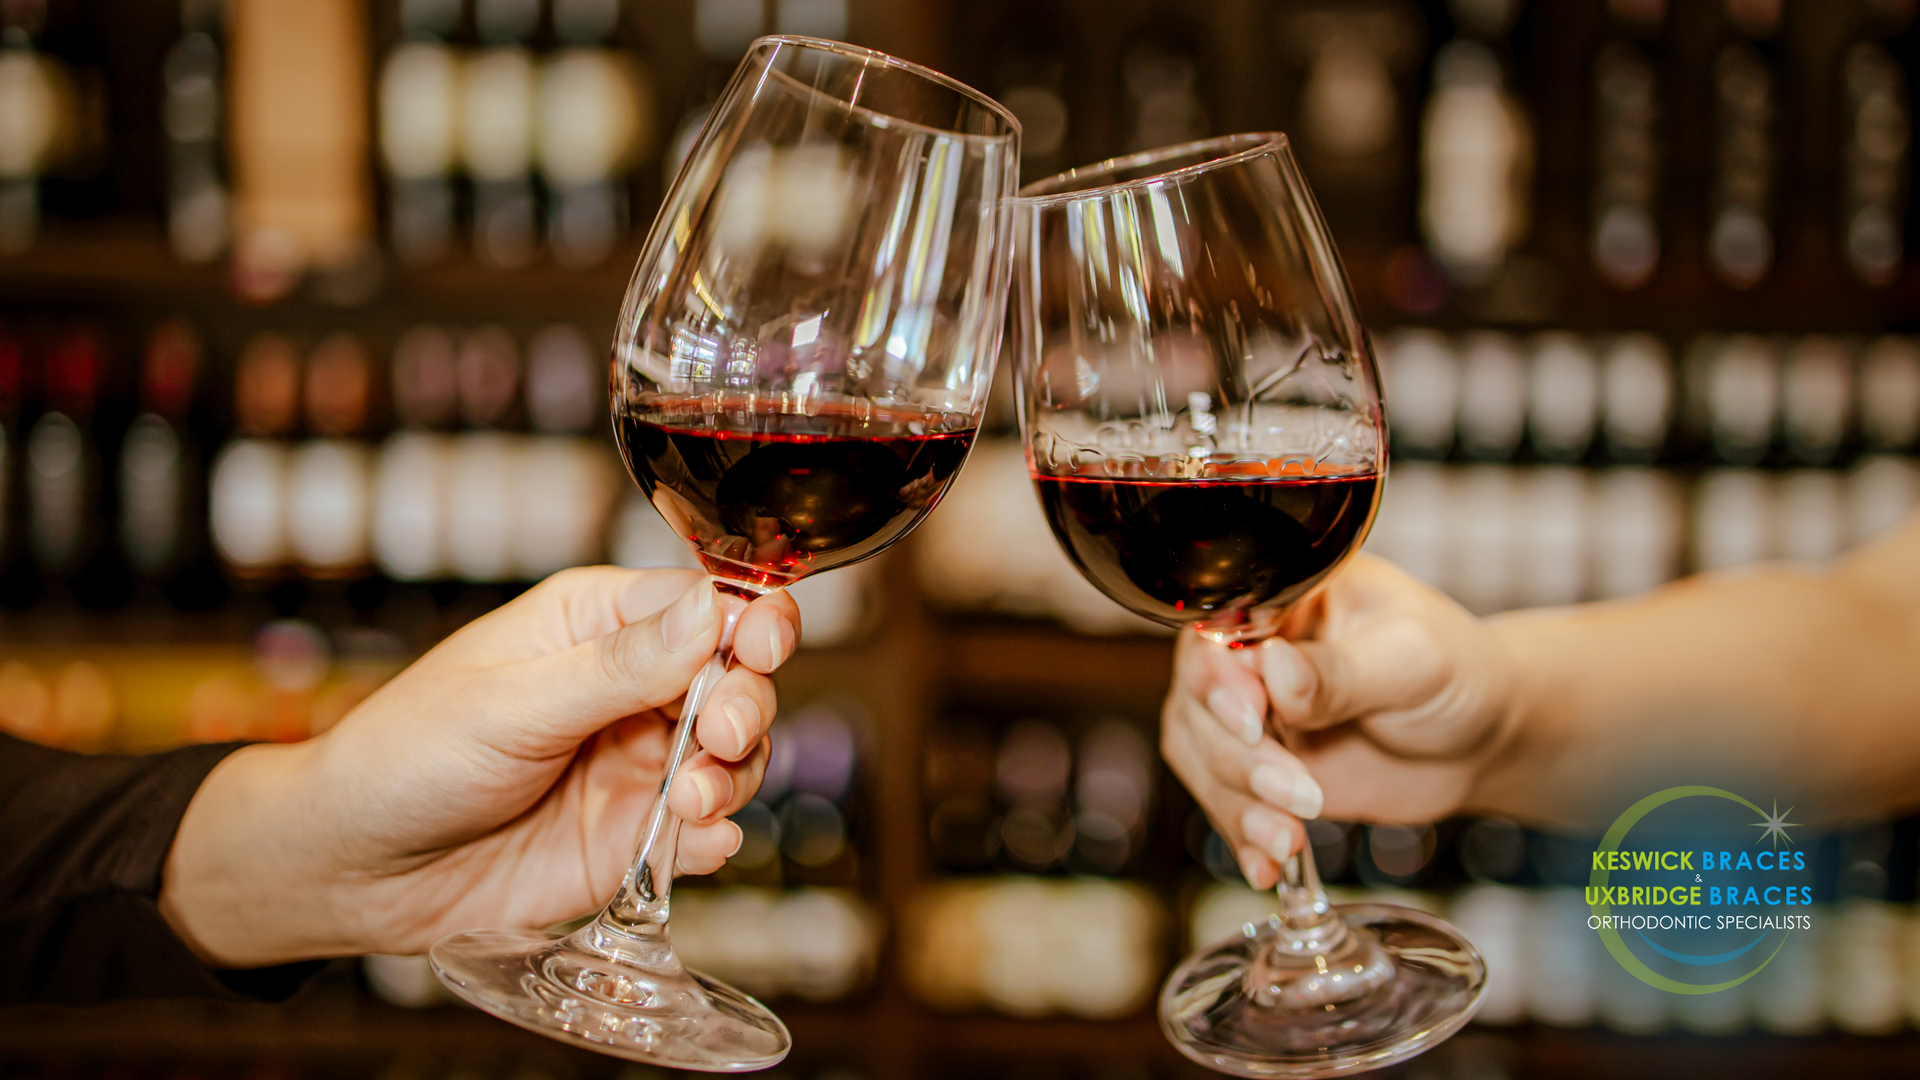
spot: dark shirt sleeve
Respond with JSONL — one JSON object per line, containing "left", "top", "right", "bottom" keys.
{"left": 0, "top": 733, "right": 323, "bottom": 1003}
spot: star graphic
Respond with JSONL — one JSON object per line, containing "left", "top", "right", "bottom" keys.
{"left": 1752, "top": 799, "right": 1799, "bottom": 850}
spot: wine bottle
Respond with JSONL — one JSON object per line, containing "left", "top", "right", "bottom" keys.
{"left": 164, "top": 0, "right": 230, "bottom": 263}
{"left": 227, "top": 0, "right": 372, "bottom": 300}
{"left": 981, "top": 6, "right": 1073, "bottom": 184}
{"left": 1840, "top": 40, "right": 1909, "bottom": 286}
{"left": 379, "top": 0, "right": 463, "bottom": 264}
{"left": 121, "top": 319, "right": 201, "bottom": 582}
{"left": 1706, "top": 3, "right": 1779, "bottom": 289}
{"left": 518, "top": 324, "right": 617, "bottom": 579}
{"left": 26, "top": 329, "right": 99, "bottom": 583}
{"left": 1283, "top": 0, "right": 1419, "bottom": 224}
{"left": 0, "top": 3, "right": 71, "bottom": 253}
{"left": 446, "top": 326, "right": 520, "bottom": 581}
{"left": 463, "top": 0, "right": 540, "bottom": 268}
{"left": 1590, "top": 38, "right": 1661, "bottom": 288}
{"left": 373, "top": 325, "right": 455, "bottom": 581}
{"left": 1118, "top": 23, "right": 1208, "bottom": 154}
{"left": 540, "top": 0, "right": 652, "bottom": 268}
{"left": 693, "top": 0, "right": 766, "bottom": 61}
{"left": 1420, "top": 39, "right": 1532, "bottom": 285}
{"left": 0, "top": 330, "right": 21, "bottom": 580}
{"left": 209, "top": 332, "right": 299, "bottom": 575}
{"left": 289, "top": 333, "right": 373, "bottom": 577}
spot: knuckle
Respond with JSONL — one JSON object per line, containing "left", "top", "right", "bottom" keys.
{"left": 595, "top": 626, "right": 655, "bottom": 691}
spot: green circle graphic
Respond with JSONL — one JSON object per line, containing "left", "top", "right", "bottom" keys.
{"left": 1589, "top": 785, "right": 1792, "bottom": 994}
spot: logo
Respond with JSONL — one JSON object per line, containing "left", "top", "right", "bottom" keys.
{"left": 1586, "top": 786, "right": 1814, "bottom": 994}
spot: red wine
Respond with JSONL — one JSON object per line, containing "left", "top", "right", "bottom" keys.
{"left": 1035, "top": 467, "right": 1379, "bottom": 634}
{"left": 619, "top": 399, "right": 975, "bottom": 590}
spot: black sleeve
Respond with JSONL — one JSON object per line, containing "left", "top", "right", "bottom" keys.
{"left": 0, "top": 733, "right": 324, "bottom": 1004}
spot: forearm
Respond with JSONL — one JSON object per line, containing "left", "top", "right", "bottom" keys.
{"left": 1470, "top": 526, "right": 1920, "bottom": 833}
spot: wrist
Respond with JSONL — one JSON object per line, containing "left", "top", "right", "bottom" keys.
{"left": 1462, "top": 610, "right": 1561, "bottom": 820}
{"left": 160, "top": 739, "right": 355, "bottom": 968}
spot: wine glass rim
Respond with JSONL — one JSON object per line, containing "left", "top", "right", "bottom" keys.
{"left": 749, "top": 35, "right": 1022, "bottom": 142}
{"left": 1014, "top": 132, "right": 1288, "bottom": 206}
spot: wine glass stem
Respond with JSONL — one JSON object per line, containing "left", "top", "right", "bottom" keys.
{"left": 598, "top": 646, "right": 732, "bottom": 937}
{"left": 1278, "top": 839, "right": 1335, "bottom": 931}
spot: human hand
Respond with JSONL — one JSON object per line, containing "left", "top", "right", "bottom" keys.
{"left": 160, "top": 567, "right": 800, "bottom": 967}
{"left": 1161, "top": 555, "right": 1513, "bottom": 888}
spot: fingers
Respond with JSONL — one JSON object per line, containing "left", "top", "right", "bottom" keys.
{"left": 1162, "top": 688, "right": 1307, "bottom": 890}
{"left": 1173, "top": 633, "right": 1270, "bottom": 748}
{"left": 695, "top": 666, "right": 778, "bottom": 762}
{"left": 1259, "top": 619, "right": 1448, "bottom": 732}
{"left": 462, "top": 566, "right": 705, "bottom": 657}
{"left": 732, "top": 589, "right": 801, "bottom": 674}
{"left": 677, "top": 818, "right": 745, "bottom": 876}
{"left": 519, "top": 577, "right": 725, "bottom": 743}
{"left": 667, "top": 738, "right": 771, "bottom": 824}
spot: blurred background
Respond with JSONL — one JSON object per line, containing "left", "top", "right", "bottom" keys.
{"left": 4, "top": 0, "right": 1920, "bottom": 1077}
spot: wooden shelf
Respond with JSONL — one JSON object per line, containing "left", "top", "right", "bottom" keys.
{"left": 0, "top": 223, "right": 636, "bottom": 322}
{"left": 14, "top": 221, "right": 1920, "bottom": 340}
{"left": 933, "top": 619, "right": 1177, "bottom": 708}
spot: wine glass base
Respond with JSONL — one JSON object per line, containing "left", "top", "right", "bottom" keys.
{"left": 1159, "top": 903, "right": 1486, "bottom": 1078}
{"left": 430, "top": 927, "right": 791, "bottom": 1071}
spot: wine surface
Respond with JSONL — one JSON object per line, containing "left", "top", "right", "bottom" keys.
{"left": 1034, "top": 468, "right": 1379, "bottom": 634}
{"left": 619, "top": 400, "right": 975, "bottom": 590}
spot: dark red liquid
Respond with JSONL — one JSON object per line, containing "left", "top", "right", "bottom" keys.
{"left": 1035, "top": 468, "right": 1379, "bottom": 633}
{"left": 618, "top": 400, "right": 975, "bottom": 590}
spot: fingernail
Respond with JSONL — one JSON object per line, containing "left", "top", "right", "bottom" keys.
{"left": 767, "top": 617, "right": 792, "bottom": 669}
{"left": 724, "top": 697, "right": 760, "bottom": 755}
{"left": 690, "top": 770, "right": 723, "bottom": 819}
{"left": 1250, "top": 762, "right": 1324, "bottom": 820}
{"left": 1238, "top": 846, "right": 1272, "bottom": 888}
{"left": 1206, "top": 687, "right": 1264, "bottom": 747}
{"left": 1240, "top": 805, "right": 1294, "bottom": 863}
{"left": 1267, "top": 817, "right": 1293, "bottom": 862}
{"left": 661, "top": 579, "right": 715, "bottom": 652}
{"left": 1290, "top": 761, "right": 1325, "bottom": 819}
{"left": 725, "top": 821, "right": 744, "bottom": 858}
{"left": 1266, "top": 642, "right": 1310, "bottom": 705}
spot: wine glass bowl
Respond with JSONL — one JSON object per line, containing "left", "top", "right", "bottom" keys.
{"left": 1015, "top": 134, "right": 1386, "bottom": 644}
{"left": 1010, "top": 134, "right": 1484, "bottom": 1077}
{"left": 432, "top": 36, "right": 1019, "bottom": 1069}
{"left": 611, "top": 36, "right": 1019, "bottom": 597}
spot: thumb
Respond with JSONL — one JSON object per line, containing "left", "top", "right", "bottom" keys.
{"left": 520, "top": 576, "right": 725, "bottom": 741}
{"left": 1259, "top": 618, "right": 1448, "bottom": 732}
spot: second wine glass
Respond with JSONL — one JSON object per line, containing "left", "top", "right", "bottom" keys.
{"left": 431, "top": 36, "right": 1019, "bottom": 1070}
{"left": 1010, "top": 134, "right": 1485, "bottom": 1077}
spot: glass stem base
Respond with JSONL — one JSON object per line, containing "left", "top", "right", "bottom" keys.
{"left": 1159, "top": 844, "right": 1485, "bottom": 1077}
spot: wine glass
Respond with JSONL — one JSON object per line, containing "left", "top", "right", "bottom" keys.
{"left": 1010, "top": 134, "right": 1485, "bottom": 1077}
{"left": 430, "top": 36, "right": 1019, "bottom": 1070}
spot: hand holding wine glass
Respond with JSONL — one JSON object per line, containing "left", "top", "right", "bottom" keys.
{"left": 431, "top": 36, "right": 1019, "bottom": 1070}
{"left": 1162, "top": 554, "right": 1517, "bottom": 889}
{"left": 1011, "top": 134, "right": 1484, "bottom": 1077}
{"left": 161, "top": 568, "right": 797, "bottom": 967}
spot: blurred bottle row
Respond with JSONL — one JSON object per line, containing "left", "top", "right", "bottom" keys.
{"left": 1377, "top": 330, "right": 1920, "bottom": 468}
{"left": 923, "top": 715, "right": 1158, "bottom": 879}
{"left": 0, "top": 316, "right": 850, "bottom": 632}
{"left": 0, "top": 0, "right": 848, "bottom": 295}
{"left": 1369, "top": 457, "right": 1919, "bottom": 614}
{"left": 0, "top": 317, "right": 613, "bottom": 600}
{"left": 5, "top": 0, "right": 1919, "bottom": 315}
